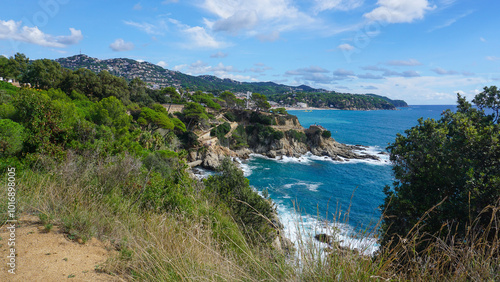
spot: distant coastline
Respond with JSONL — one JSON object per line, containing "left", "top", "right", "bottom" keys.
{"left": 284, "top": 107, "right": 340, "bottom": 111}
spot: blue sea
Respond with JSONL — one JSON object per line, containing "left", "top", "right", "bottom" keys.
{"left": 239, "top": 105, "right": 457, "bottom": 253}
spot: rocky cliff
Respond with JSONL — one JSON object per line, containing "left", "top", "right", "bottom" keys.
{"left": 188, "top": 110, "right": 379, "bottom": 170}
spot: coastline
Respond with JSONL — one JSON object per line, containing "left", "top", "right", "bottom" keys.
{"left": 284, "top": 106, "right": 340, "bottom": 111}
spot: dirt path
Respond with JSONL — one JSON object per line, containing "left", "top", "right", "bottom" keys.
{"left": 224, "top": 122, "right": 239, "bottom": 138}
{"left": 0, "top": 215, "right": 120, "bottom": 281}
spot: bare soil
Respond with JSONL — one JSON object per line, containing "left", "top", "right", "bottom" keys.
{"left": 0, "top": 214, "right": 121, "bottom": 281}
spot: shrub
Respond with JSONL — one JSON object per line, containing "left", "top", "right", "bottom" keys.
{"left": 250, "top": 111, "right": 272, "bottom": 125}
{"left": 286, "top": 129, "right": 307, "bottom": 143}
{"left": 321, "top": 130, "right": 332, "bottom": 138}
{"left": 224, "top": 111, "right": 237, "bottom": 122}
{"left": 270, "top": 107, "right": 287, "bottom": 115}
{"left": 204, "top": 158, "right": 275, "bottom": 244}
{"left": 381, "top": 94, "right": 500, "bottom": 250}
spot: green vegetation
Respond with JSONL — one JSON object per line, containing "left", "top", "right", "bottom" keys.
{"left": 269, "top": 91, "right": 398, "bottom": 110}
{"left": 210, "top": 122, "right": 231, "bottom": 140}
{"left": 381, "top": 93, "right": 500, "bottom": 249}
{"left": 270, "top": 107, "right": 288, "bottom": 115}
{"left": 204, "top": 158, "right": 275, "bottom": 244}
{"left": 1, "top": 53, "right": 498, "bottom": 281}
{"left": 55, "top": 54, "right": 406, "bottom": 109}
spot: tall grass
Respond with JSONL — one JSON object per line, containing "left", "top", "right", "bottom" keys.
{"left": 5, "top": 153, "right": 499, "bottom": 281}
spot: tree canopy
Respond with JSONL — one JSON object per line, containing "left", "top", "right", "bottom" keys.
{"left": 381, "top": 93, "right": 500, "bottom": 249}
{"left": 251, "top": 93, "right": 270, "bottom": 112}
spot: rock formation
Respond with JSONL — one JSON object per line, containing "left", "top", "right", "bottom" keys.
{"left": 188, "top": 111, "right": 380, "bottom": 170}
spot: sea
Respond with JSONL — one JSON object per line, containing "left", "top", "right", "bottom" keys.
{"left": 237, "top": 105, "right": 458, "bottom": 255}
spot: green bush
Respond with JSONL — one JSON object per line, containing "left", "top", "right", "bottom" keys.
{"left": 204, "top": 158, "right": 275, "bottom": 244}
{"left": 270, "top": 107, "right": 287, "bottom": 115}
{"left": 224, "top": 111, "right": 237, "bottom": 122}
{"left": 286, "top": 129, "right": 307, "bottom": 143}
{"left": 321, "top": 130, "right": 332, "bottom": 138}
{"left": 210, "top": 122, "right": 231, "bottom": 140}
{"left": 381, "top": 94, "right": 500, "bottom": 250}
{"left": 0, "top": 119, "right": 25, "bottom": 156}
{"left": 250, "top": 111, "right": 272, "bottom": 125}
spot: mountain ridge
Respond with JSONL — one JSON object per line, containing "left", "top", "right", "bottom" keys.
{"left": 55, "top": 54, "right": 407, "bottom": 108}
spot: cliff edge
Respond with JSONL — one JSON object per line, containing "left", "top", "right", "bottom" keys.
{"left": 188, "top": 110, "right": 379, "bottom": 170}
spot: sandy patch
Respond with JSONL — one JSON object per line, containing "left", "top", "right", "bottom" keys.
{"left": 0, "top": 215, "right": 121, "bottom": 281}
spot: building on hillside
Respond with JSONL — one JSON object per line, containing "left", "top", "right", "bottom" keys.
{"left": 296, "top": 102, "right": 308, "bottom": 108}
{"left": 269, "top": 101, "right": 279, "bottom": 108}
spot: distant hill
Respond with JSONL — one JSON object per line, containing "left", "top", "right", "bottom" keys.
{"left": 55, "top": 54, "right": 325, "bottom": 94}
{"left": 55, "top": 54, "right": 407, "bottom": 109}
{"left": 366, "top": 94, "right": 408, "bottom": 107}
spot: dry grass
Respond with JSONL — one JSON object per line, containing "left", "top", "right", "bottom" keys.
{"left": 6, "top": 153, "right": 499, "bottom": 281}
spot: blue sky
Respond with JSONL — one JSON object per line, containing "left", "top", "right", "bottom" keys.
{"left": 0, "top": 0, "right": 499, "bottom": 104}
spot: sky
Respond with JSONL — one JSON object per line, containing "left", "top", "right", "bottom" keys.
{"left": 0, "top": 0, "right": 499, "bottom": 105}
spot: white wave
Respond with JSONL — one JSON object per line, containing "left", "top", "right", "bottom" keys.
{"left": 348, "top": 145, "right": 391, "bottom": 166}
{"left": 249, "top": 153, "right": 314, "bottom": 164}
{"left": 276, "top": 201, "right": 379, "bottom": 257}
{"left": 282, "top": 180, "right": 321, "bottom": 192}
{"left": 248, "top": 148, "right": 390, "bottom": 167}
{"left": 191, "top": 167, "right": 215, "bottom": 180}
{"left": 234, "top": 157, "right": 255, "bottom": 177}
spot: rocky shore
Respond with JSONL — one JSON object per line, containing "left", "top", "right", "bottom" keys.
{"left": 187, "top": 112, "right": 380, "bottom": 170}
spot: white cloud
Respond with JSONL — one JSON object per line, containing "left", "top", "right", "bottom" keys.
{"left": 401, "top": 70, "right": 420, "bottom": 77}
{"left": 364, "top": 0, "right": 435, "bottom": 23}
{"left": 313, "top": 0, "right": 363, "bottom": 13}
{"left": 486, "top": 56, "right": 500, "bottom": 61}
{"left": 202, "top": 0, "right": 314, "bottom": 36}
{"left": 157, "top": 61, "right": 168, "bottom": 68}
{"left": 210, "top": 51, "right": 228, "bottom": 58}
{"left": 480, "top": 37, "right": 486, "bottom": 42}
{"left": 285, "top": 66, "right": 334, "bottom": 84}
{"left": 133, "top": 3, "right": 143, "bottom": 10}
{"left": 212, "top": 62, "right": 241, "bottom": 73}
{"left": 431, "top": 67, "right": 458, "bottom": 75}
{"left": 0, "top": 20, "right": 82, "bottom": 48}
{"left": 183, "top": 26, "right": 227, "bottom": 49}
{"left": 174, "top": 60, "right": 242, "bottom": 76}
{"left": 357, "top": 73, "right": 384, "bottom": 79}
{"left": 169, "top": 18, "right": 228, "bottom": 49}
{"left": 110, "top": 39, "right": 135, "bottom": 52}
{"left": 428, "top": 10, "right": 473, "bottom": 32}
{"left": 124, "top": 20, "right": 167, "bottom": 35}
{"left": 256, "top": 31, "right": 280, "bottom": 42}
{"left": 386, "top": 58, "right": 422, "bottom": 66}
{"left": 213, "top": 10, "right": 259, "bottom": 34}
{"left": 337, "top": 43, "right": 355, "bottom": 51}
{"left": 247, "top": 65, "right": 272, "bottom": 73}
{"left": 333, "top": 68, "right": 355, "bottom": 77}
{"left": 353, "top": 75, "right": 485, "bottom": 104}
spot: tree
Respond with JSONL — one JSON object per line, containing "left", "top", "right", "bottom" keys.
{"left": 204, "top": 158, "right": 275, "bottom": 243}
{"left": 12, "top": 90, "right": 67, "bottom": 154}
{"left": 182, "top": 102, "right": 209, "bottom": 130}
{"left": 0, "top": 56, "right": 9, "bottom": 78}
{"left": 92, "top": 96, "right": 131, "bottom": 128}
{"left": 251, "top": 93, "right": 271, "bottom": 112}
{"left": 71, "top": 68, "right": 102, "bottom": 99}
{"left": 24, "top": 59, "right": 63, "bottom": 89}
{"left": 270, "top": 107, "right": 288, "bottom": 115}
{"left": 138, "top": 106, "right": 174, "bottom": 131}
{"left": 473, "top": 86, "right": 500, "bottom": 123}
{"left": 220, "top": 91, "right": 237, "bottom": 109}
{"left": 129, "top": 77, "right": 151, "bottom": 105}
{"left": 98, "top": 70, "right": 130, "bottom": 104}
{"left": 6, "top": 53, "right": 29, "bottom": 81}
{"left": 380, "top": 94, "right": 500, "bottom": 249}
{"left": 0, "top": 119, "right": 25, "bottom": 156}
